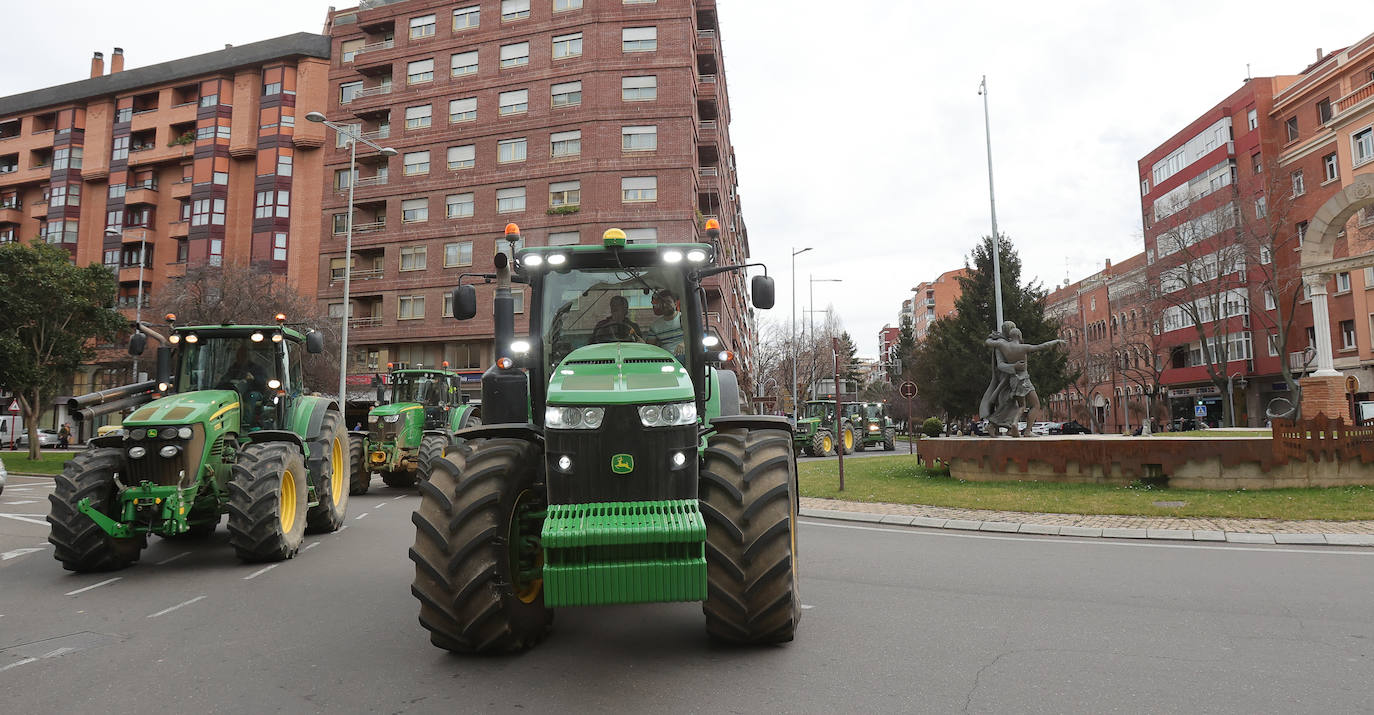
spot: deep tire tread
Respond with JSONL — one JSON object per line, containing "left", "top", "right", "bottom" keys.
{"left": 226, "top": 442, "right": 308, "bottom": 563}
{"left": 47, "top": 448, "right": 143, "bottom": 572}
{"left": 306, "top": 409, "right": 350, "bottom": 534}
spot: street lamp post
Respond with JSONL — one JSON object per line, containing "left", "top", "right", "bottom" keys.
{"left": 108, "top": 228, "right": 148, "bottom": 381}
{"left": 305, "top": 111, "right": 397, "bottom": 406}
{"left": 808, "top": 276, "right": 842, "bottom": 399}
{"left": 790, "top": 247, "right": 812, "bottom": 413}
{"left": 978, "top": 75, "right": 1005, "bottom": 330}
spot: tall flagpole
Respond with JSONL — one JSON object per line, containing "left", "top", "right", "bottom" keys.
{"left": 979, "top": 75, "right": 1005, "bottom": 329}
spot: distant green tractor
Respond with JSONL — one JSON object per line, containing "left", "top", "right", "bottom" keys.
{"left": 50, "top": 316, "right": 349, "bottom": 571}
{"left": 349, "top": 364, "right": 481, "bottom": 493}
{"left": 410, "top": 223, "right": 798, "bottom": 653}
{"left": 846, "top": 402, "right": 896, "bottom": 451}
{"left": 792, "top": 400, "right": 835, "bottom": 457}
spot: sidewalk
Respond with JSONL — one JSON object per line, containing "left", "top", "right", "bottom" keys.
{"left": 800, "top": 497, "right": 1374, "bottom": 546}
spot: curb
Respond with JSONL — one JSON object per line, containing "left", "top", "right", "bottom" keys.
{"left": 799, "top": 508, "right": 1374, "bottom": 547}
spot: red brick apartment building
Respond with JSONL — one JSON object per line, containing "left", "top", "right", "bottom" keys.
{"left": 0, "top": 35, "right": 332, "bottom": 426}
{"left": 318, "top": 0, "right": 754, "bottom": 402}
{"left": 911, "top": 268, "right": 967, "bottom": 342}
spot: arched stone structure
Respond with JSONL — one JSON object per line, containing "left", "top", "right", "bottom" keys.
{"left": 1297, "top": 173, "right": 1374, "bottom": 416}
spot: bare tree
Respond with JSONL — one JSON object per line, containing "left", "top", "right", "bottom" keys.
{"left": 753, "top": 309, "right": 849, "bottom": 414}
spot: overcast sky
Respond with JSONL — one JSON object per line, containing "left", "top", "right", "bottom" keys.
{"left": 2, "top": 1, "right": 1368, "bottom": 356}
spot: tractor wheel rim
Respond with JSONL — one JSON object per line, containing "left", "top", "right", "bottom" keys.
{"left": 330, "top": 437, "right": 344, "bottom": 505}
{"left": 508, "top": 489, "right": 544, "bottom": 604}
{"left": 823, "top": 435, "right": 832, "bottom": 452}
{"left": 844, "top": 430, "right": 853, "bottom": 449}
{"left": 280, "top": 468, "right": 297, "bottom": 533}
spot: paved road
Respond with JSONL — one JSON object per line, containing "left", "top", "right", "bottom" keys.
{"left": 3, "top": 474, "right": 1373, "bottom": 713}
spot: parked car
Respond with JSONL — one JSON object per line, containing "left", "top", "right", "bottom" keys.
{"left": 1050, "top": 420, "right": 1091, "bottom": 435}
{"left": 1031, "top": 421, "right": 1056, "bottom": 436}
{"left": 15, "top": 429, "right": 60, "bottom": 448}
{"left": 0, "top": 455, "right": 6, "bottom": 495}
{"left": 974, "top": 420, "right": 1028, "bottom": 436}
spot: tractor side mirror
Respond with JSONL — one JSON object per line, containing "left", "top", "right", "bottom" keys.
{"left": 128, "top": 332, "right": 147, "bottom": 356}
{"left": 751, "top": 275, "right": 775, "bottom": 309}
{"left": 305, "top": 330, "right": 326, "bottom": 354}
{"left": 452, "top": 285, "right": 477, "bottom": 320}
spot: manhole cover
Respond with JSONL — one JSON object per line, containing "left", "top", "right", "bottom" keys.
{"left": 1152, "top": 501, "right": 1187, "bottom": 508}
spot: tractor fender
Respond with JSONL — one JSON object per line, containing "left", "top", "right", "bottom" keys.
{"left": 242, "top": 429, "right": 307, "bottom": 452}
{"left": 452, "top": 422, "right": 544, "bottom": 445}
{"left": 422, "top": 428, "right": 451, "bottom": 440}
{"left": 296, "top": 397, "right": 338, "bottom": 442}
{"left": 708, "top": 415, "right": 794, "bottom": 434}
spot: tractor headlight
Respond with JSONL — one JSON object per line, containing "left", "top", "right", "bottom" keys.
{"left": 368, "top": 414, "right": 379, "bottom": 423}
{"left": 639, "top": 402, "right": 697, "bottom": 427}
{"left": 686, "top": 249, "right": 708, "bottom": 263}
{"left": 128, "top": 446, "right": 147, "bottom": 459}
{"left": 178, "top": 427, "right": 193, "bottom": 439}
{"left": 869, "top": 424, "right": 880, "bottom": 432}
{"left": 545, "top": 406, "right": 604, "bottom": 430}
{"left": 382, "top": 414, "right": 400, "bottom": 423}
{"left": 159, "top": 445, "right": 180, "bottom": 458}
{"left": 131, "top": 429, "right": 147, "bottom": 440}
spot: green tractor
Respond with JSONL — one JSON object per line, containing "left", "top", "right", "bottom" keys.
{"left": 846, "top": 402, "right": 896, "bottom": 451}
{"left": 49, "top": 315, "right": 350, "bottom": 571}
{"left": 410, "top": 223, "right": 800, "bottom": 652}
{"left": 792, "top": 400, "right": 835, "bottom": 457}
{"left": 348, "top": 364, "right": 481, "bottom": 494}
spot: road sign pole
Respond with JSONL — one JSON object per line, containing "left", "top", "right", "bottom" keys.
{"left": 908, "top": 396, "right": 914, "bottom": 454}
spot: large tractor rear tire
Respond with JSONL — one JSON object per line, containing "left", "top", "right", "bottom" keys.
{"left": 883, "top": 428, "right": 896, "bottom": 451}
{"left": 410, "top": 438, "right": 552, "bottom": 653}
{"left": 839, "top": 426, "right": 855, "bottom": 455}
{"left": 416, "top": 433, "right": 448, "bottom": 484}
{"left": 227, "top": 442, "right": 309, "bottom": 563}
{"left": 382, "top": 468, "right": 418, "bottom": 489}
{"left": 700, "top": 427, "right": 801, "bottom": 644}
{"left": 347, "top": 433, "right": 370, "bottom": 495}
{"left": 47, "top": 448, "right": 144, "bottom": 572}
{"left": 808, "top": 429, "right": 833, "bottom": 457}
{"left": 306, "top": 409, "right": 350, "bottom": 534}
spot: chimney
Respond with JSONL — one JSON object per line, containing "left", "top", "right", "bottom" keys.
{"left": 90, "top": 51, "right": 104, "bottom": 78}
{"left": 110, "top": 47, "right": 124, "bottom": 74}
{"left": 1105, "top": 258, "right": 1112, "bottom": 270}
{"left": 1316, "top": 48, "right": 1324, "bottom": 62}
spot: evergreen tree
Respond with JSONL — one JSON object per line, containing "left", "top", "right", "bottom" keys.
{"left": 836, "top": 331, "right": 860, "bottom": 386}
{"left": 911, "top": 234, "right": 1068, "bottom": 419}
{"left": 894, "top": 314, "right": 916, "bottom": 382}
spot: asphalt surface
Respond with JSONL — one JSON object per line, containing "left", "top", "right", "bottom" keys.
{"left": 3, "top": 473, "right": 1374, "bottom": 713}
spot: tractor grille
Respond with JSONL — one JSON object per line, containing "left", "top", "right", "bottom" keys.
{"left": 545, "top": 405, "right": 697, "bottom": 504}
{"left": 566, "top": 358, "right": 614, "bottom": 365}
{"left": 623, "top": 357, "right": 672, "bottom": 364}
{"left": 123, "top": 425, "right": 203, "bottom": 487}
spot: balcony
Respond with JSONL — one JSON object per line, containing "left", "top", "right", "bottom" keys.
{"left": 696, "top": 29, "right": 717, "bottom": 54}
{"left": 1335, "top": 78, "right": 1374, "bottom": 116}
{"left": 354, "top": 173, "right": 388, "bottom": 188}
{"left": 697, "top": 74, "right": 718, "bottom": 101}
{"left": 698, "top": 119, "right": 718, "bottom": 146}
{"left": 122, "top": 227, "right": 155, "bottom": 244}
{"left": 352, "top": 84, "right": 392, "bottom": 100}
{"left": 332, "top": 266, "right": 384, "bottom": 283}
{"left": 353, "top": 38, "right": 395, "bottom": 57}
{"left": 170, "top": 178, "right": 192, "bottom": 199}
{"left": 0, "top": 205, "right": 20, "bottom": 225}
{"left": 352, "top": 219, "right": 386, "bottom": 234}
{"left": 360, "top": 126, "right": 390, "bottom": 141}
{"left": 349, "top": 315, "right": 383, "bottom": 329}
{"left": 27, "top": 199, "right": 47, "bottom": 219}
{"left": 1289, "top": 351, "right": 1314, "bottom": 371}
{"left": 168, "top": 220, "right": 189, "bottom": 239}
{"left": 125, "top": 183, "right": 158, "bottom": 206}
{"left": 117, "top": 266, "right": 152, "bottom": 283}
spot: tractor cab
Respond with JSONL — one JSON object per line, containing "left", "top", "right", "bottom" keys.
{"left": 169, "top": 324, "right": 307, "bottom": 432}
{"left": 389, "top": 367, "right": 463, "bottom": 430}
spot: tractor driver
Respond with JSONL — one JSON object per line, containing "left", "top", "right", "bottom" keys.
{"left": 220, "top": 343, "right": 265, "bottom": 390}
{"left": 645, "top": 289, "right": 685, "bottom": 357}
{"left": 591, "top": 295, "right": 644, "bottom": 343}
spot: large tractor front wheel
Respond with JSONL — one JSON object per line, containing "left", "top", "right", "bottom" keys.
{"left": 410, "top": 438, "right": 552, "bottom": 653}
{"left": 700, "top": 427, "right": 801, "bottom": 644}
{"left": 347, "top": 433, "right": 370, "bottom": 495}
{"left": 883, "top": 428, "right": 896, "bottom": 451}
{"left": 416, "top": 433, "right": 448, "bottom": 484}
{"left": 227, "top": 442, "right": 309, "bottom": 563}
{"left": 839, "top": 426, "right": 856, "bottom": 455}
{"left": 808, "top": 429, "right": 833, "bottom": 457}
{"left": 47, "top": 448, "right": 144, "bottom": 572}
{"left": 306, "top": 409, "right": 350, "bottom": 534}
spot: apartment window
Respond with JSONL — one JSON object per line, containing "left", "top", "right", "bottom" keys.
{"left": 1354, "top": 128, "right": 1374, "bottom": 166}
{"left": 622, "top": 176, "right": 657, "bottom": 202}
{"left": 500, "top": 42, "right": 529, "bottom": 68}
{"left": 554, "top": 0, "right": 582, "bottom": 10}
{"left": 513, "top": 290, "right": 525, "bottom": 313}
{"left": 341, "top": 39, "right": 364, "bottom": 63}
{"left": 502, "top": 0, "right": 530, "bottom": 20}
{"left": 1319, "top": 152, "right": 1339, "bottom": 183}
{"left": 499, "top": 89, "right": 528, "bottom": 115}
{"left": 264, "top": 81, "right": 281, "bottom": 96}
{"left": 410, "top": 14, "right": 436, "bottom": 39}
{"left": 53, "top": 147, "right": 82, "bottom": 170}
{"left": 1292, "top": 170, "right": 1305, "bottom": 197}
{"left": 447, "top": 144, "right": 475, "bottom": 170}
{"left": 1247, "top": 108, "right": 1257, "bottom": 131}
{"left": 550, "top": 130, "right": 581, "bottom": 158}
{"left": 405, "top": 105, "right": 432, "bottom": 130}
{"left": 191, "top": 198, "right": 225, "bottom": 227}
{"left": 404, "top": 151, "right": 430, "bottom": 175}
{"left": 549, "top": 180, "right": 580, "bottom": 207}
{"left": 400, "top": 245, "right": 427, "bottom": 270}
{"left": 1260, "top": 245, "right": 1272, "bottom": 264}
{"left": 445, "top": 193, "right": 475, "bottom": 219}
{"left": 621, "top": 27, "right": 658, "bottom": 54}
{"left": 442, "top": 293, "right": 453, "bottom": 318}
{"left": 115, "top": 106, "right": 133, "bottom": 123}
{"left": 340, "top": 81, "right": 363, "bottom": 104}
{"left": 625, "top": 228, "right": 657, "bottom": 244}
{"left": 445, "top": 240, "right": 474, "bottom": 266}
{"left": 1254, "top": 195, "right": 1266, "bottom": 219}
{"left": 272, "top": 232, "right": 288, "bottom": 261}
{"left": 622, "top": 125, "right": 657, "bottom": 151}
{"left": 498, "top": 137, "right": 527, "bottom": 163}
{"left": 1342, "top": 320, "right": 1357, "bottom": 349}
{"left": 495, "top": 236, "right": 526, "bottom": 257}
{"left": 548, "top": 231, "right": 579, "bottom": 246}
{"left": 551, "top": 81, "right": 582, "bottom": 108}
{"left": 111, "top": 136, "right": 129, "bottom": 162}
{"left": 1318, "top": 98, "right": 1333, "bottom": 124}
{"left": 199, "top": 94, "right": 218, "bottom": 108}
{"left": 408, "top": 59, "right": 434, "bottom": 84}
{"left": 254, "top": 190, "right": 290, "bottom": 219}
{"left": 105, "top": 209, "right": 123, "bottom": 232}
{"left": 553, "top": 32, "right": 582, "bottom": 59}
{"left": 622, "top": 75, "right": 656, "bottom": 101}
{"left": 1141, "top": 179, "right": 1149, "bottom": 196}
{"left": 402, "top": 198, "right": 429, "bottom": 223}
{"left": 334, "top": 123, "right": 360, "bottom": 148}
{"left": 399, "top": 296, "right": 425, "bottom": 320}
{"left": 1286, "top": 117, "right": 1299, "bottom": 142}
{"left": 449, "top": 97, "right": 477, "bottom": 123}
{"left": 334, "top": 168, "right": 355, "bottom": 189}
{"left": 1297, "top": 220, "right": 1309, "bottom": 246}
{"left": 497, "top": 186, "right": 526, "bottom": 213}
{"left": 1251, "top": 152, "right": 1262, "bottom": 175}
{"left": 49, "top": 184, "right": 79, "bottom": 208}
{"left": 451, "top": 50, "right": 477, "bottom": 77}
{"left": 1338, "top": 272, "right": 1351, "bottom": 293}
{"left": 333, "top": 214, "right": 348, "bottom": 234}
{"left": 1264, "top": 290, "right": 1276, "bottom": 311}
{"left": 453, "top": 5, "right": 480, "bottom": 30}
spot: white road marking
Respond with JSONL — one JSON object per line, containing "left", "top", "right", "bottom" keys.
{"left": 2, "top": 547, "right": 45, "bottom": 561}
{"left": 304, "top": 541, "right": 320, "bottom": 551}
{"left": 65, "top": 577, "right": 121, "bottom": 596}
{"left": 3, "top": 500, "right": 38, "bottom": 505}
{"left": 800, "top": 604, "right": 815, "bottom": 610}
{"left": 392, "top": 495, "right": 406, "bottom": 501}
{"left": 242, "top": 564, "right": 279, "bottom": 581}
{"left": 375, "top": 502, "right": 386, "bottom": 509}
{"left": 802, "top": 519, "right": 1374, "bottom": 556}
{"left": 155, "top": 551, "right": 190, "bottom": 566}
{"left": 337, "top": 524, "right": 349, "bottom": 532}
{"left": 0, "top": 657, "right": 38, "bottom": 673}
{"left": 355, "top": 512, "right": 368, "bottom": 520}
{"left": 41, "top": 647, "right": 75, "bottom": 658}
{"left": 0, "top": 513, "right": 48, "bottom": 526}
{"left": 146, "top": 595, "right": 206, "bottom": 618}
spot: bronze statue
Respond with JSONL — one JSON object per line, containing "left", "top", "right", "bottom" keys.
{"left": 979, "top": 321, "right": 1065, "bottom": 437}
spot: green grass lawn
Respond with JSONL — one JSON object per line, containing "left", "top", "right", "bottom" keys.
{"left": 1, "top": 450, "right": 76, "bottom": 475}
{"left": 1163, "top": 430, "right": 1272, "bottom": 438}
{"left": 799, "top": 455, "right": 1374, "bottom": 521}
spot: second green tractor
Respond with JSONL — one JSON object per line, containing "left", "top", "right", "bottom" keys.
{"left": 349, "top": 365, "right": 480, "bottom": 493}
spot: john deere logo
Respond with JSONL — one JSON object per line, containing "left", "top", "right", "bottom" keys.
{"left": 611, "top": 454, "right": 634, "bottom": 474}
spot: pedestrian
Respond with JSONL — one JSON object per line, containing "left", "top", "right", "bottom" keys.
{"left": 58, "top": 422, "right": 71, "bottom": 449}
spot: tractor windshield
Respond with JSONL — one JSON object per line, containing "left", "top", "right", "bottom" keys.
{"left": 864, "top": 404, "right": 883, "bottom": 419}
{"left": 177, "top": 336, "right": 284, "bottom": 394}
{"left": 539, "top": 265, "right": 692, "bottom": 375}
{"left": 805, "top": 402, "right": 833, "bottom": 421}
{"left": 392, "top": 373, "right": 442, "bottom": 405}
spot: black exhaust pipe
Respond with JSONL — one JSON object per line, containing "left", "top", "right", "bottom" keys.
{"left": 67, "top": 380, "right": 158, "bottom": 413}
{"left": 73, "top": 391, "right": 157, "bottom": 422}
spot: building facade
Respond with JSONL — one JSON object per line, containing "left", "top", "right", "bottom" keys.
{"left": 319, "top": 0, "right": 753, "bottom": 404}
{"left": 0, "top": 35, "right": 332, "bottom": 430}
{"left": 911, "top": 268, "right": 967, "bottom": 342}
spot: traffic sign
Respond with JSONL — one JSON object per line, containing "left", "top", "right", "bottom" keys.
{"left": 899, "top": 381, "right": 917, "bottom": 399}
{"left": 1194, "top": 405, "right": 1207, "bottom": 418}
{"left": 7, "top": 400, "right": 19, "bottom": 414}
